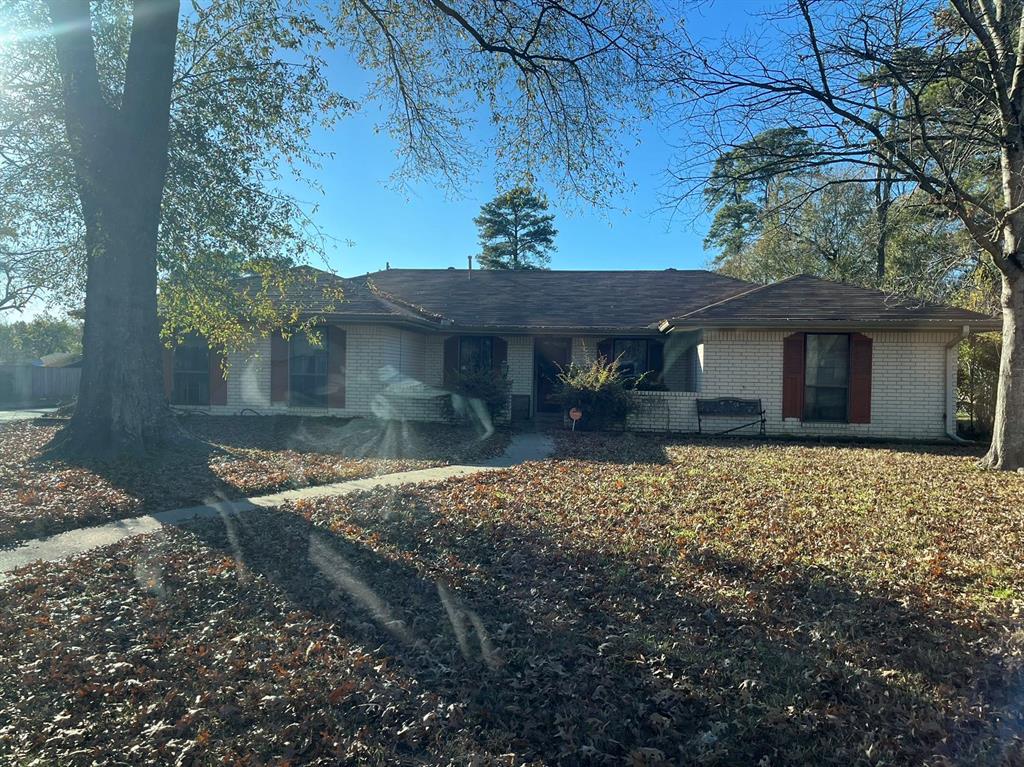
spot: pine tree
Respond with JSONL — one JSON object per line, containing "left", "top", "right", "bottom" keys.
{"left": 474, "top": 187, "right": 557, "bottom": 270}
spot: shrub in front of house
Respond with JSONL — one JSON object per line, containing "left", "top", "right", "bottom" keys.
{"left": 555, "top": 356, "right": 637, "bottom": 430}
{"left": 446, "top": 365, "right": 511, "bottom": 422}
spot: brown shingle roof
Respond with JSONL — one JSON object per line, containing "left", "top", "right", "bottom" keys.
{"left": 667, "top": 274, "right": 999, "bottom": 329}
{"left": 270, "top": 267, "right": 998, "bottom": 331}
{"left": 365, "top": 268, "right": 752, "bottom": 331}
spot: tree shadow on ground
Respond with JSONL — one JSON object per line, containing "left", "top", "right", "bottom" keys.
{"left": 183, "top": 500, "right": 1023, "bottom": 766}
{"left": 4, "top": 413, "right": 505, "bottom": 547}
{"left": 180, "top": 414, "right": 504, "bottom": 461}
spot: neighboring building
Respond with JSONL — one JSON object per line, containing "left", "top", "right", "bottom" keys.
{"left": 163, "top": 267, "right": 999, "bottom": 441}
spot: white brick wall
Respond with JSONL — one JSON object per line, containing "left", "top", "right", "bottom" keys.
{"left": 628, "top": 329, "right": 957, "bottom": 440}
{"left": 204, "top": 325, "right": 957, "bottom": 441}
{"left": 203, "top": 325, "right": 447, "bottom": 422}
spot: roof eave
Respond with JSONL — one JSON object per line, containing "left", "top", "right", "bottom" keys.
{"left": 664, "top": 317, "right": 1002, "bottom": 332}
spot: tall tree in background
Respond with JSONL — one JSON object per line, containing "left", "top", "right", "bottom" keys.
{"left": 0, "top": 314, "right": 81, "bottom": 363}
{"left": 4, "top": 0, "right": 663, "bottom": 455}
{"left": 671, "top": 0, "right": 1024, "bottom": 470}
{"left": 475, "top": 187, "right": 558, "bottom": 270}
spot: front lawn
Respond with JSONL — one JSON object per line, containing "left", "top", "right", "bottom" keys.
{"left": 0, "top": 415, "right": 507, "bottom": 546}
{"left": 1, "top": 434, "right": 1022, "bottom": 764}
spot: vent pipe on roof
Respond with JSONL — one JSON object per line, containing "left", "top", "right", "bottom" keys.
{"left": 467, "top": 255, "right": 472, "bottom": 278}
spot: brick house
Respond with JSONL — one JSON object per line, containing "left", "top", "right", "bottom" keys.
{"left": 163, "top": 267, "right": 999, "bottom": 440}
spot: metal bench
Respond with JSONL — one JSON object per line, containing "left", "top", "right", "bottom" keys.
{"left": 696, "top": 397, "right": 766, "bottom": 436}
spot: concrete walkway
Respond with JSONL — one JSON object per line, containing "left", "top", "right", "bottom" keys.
{"left": 0, "top": 431, "right": 553, "bottom": 581}
{"left": 0, "top": 407, "right": 58, "bottom": 423}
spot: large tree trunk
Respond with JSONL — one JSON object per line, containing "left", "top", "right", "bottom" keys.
{"left": 982, "top": 269, "right": 1024, "bottom": 471}
{"left": 47, "top": 0, "right": 181, "bottom": 456}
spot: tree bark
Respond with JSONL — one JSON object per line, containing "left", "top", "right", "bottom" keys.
{"left": 46, "top": 0, "right": 181, "bottom": 456}
{"left": 982, "top": 268, "right": 1024, "bottom": 470}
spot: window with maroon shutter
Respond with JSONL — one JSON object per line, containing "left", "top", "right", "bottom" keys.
{"left": 782, "top": 332, "right": 806, "bottom": 419}
{"left": 848, "top": 333, "right": 873, "bottom": 423}
{"left": 804, "top": 334, "right": 851, "bottom": 421}
{"left": 170, "top": 334, "right": 210, "bottom": 406}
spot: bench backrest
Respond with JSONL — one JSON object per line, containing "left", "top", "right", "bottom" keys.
{"left": 696, "top": 397, "right": 763, "bottom": 417}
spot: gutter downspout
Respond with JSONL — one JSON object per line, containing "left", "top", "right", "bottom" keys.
{"left": 945, "top": 325, "right": 973, "bottom": 444}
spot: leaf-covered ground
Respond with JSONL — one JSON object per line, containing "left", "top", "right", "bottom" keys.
{"left": 1, "top": 433, "right": 1023, "bottom": 765}
{"left": 0, "top": 416, "right": 507, "bottom": 546}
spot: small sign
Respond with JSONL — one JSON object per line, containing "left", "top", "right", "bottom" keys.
{"left": 568, "top": 407, "right": 582, "bottom": 431}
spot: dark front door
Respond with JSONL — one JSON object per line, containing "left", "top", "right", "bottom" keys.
{"left": 534, "top": 337, "right": 571, "bottom": 414}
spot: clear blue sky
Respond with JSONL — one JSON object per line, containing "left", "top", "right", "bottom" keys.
{"left": 287, "top": 1, "right": 775, "bottom": 278}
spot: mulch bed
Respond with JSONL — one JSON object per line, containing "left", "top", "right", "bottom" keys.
{"left": 1, "top": 435, "right": 1022, "bottom": 764}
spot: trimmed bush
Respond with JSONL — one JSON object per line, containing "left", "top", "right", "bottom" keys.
{"left": 554, "top": 356, "right": 636, "bottom": 430}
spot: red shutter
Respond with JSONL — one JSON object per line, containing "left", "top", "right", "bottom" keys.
{"left": 597, "top": 338, "right": 613, "bottom": 363}
{"left": 782, "top": 332, "right": 806, "bottom": 419}
{"left": 162, "top": 347, "right": 174, "bottom": 401}
{"left": 492, "top": 336, "right": 508, "bottom": 375}
{"left": 209, "top": 349, "right": 227, "bottom": 406}
{"left": 443, "top": 336, "right": 460, "bottom": 386}
{"left": 848, "top": 333, "right": 873, "bottom": 424}
{"left": 327, "top": 326, "right": 346, "bottom": 408}
{"left": 270, "top": 331, "right": 289, "bottom": 403}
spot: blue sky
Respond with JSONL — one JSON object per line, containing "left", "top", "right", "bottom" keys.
{"left": 287, "top": 1, "right": 775, "bottom": 277}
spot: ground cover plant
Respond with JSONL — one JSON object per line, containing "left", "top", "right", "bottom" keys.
{"left": 0, "top": 415, "right": 507, "bottom": 546}
{"left": 2, "top": 434, "right": 1022, "bottom": 764}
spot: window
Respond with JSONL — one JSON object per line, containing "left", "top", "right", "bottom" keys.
{"left": 172, "top": 335, "right": 209, "bottom": 405}
{"left": 612, "top": 339, "right": 649, "bottom": 380}
{"left": 289, "top": 332, "right": 328, "bottom": 407}
{"left": 459, "top": 336, "right": 493, "bottom": 373}
{"left": 804, "top": 334, "right": 850, "bottom": 422}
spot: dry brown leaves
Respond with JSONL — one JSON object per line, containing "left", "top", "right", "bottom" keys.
{"left": 1, "top": 433, "right": 1022, "bottom": 764}
{"left": 0, "top": 417, "right": 507, "bottom": 546}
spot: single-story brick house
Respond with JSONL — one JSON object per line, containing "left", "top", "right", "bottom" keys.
{"left": 163, "top": 267, "right": 999, "bottom": 440}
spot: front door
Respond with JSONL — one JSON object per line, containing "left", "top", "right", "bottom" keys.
{"left": 534, "top": 337, "right": 572, "bottom": 414}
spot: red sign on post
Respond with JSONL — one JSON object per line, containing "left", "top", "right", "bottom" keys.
{"left": 568, "top": 407, "right": 582, "bottom": 430}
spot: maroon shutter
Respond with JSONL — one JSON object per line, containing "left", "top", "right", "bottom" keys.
{"left": 782, "top": 332, "right": 806, "bottom": 419}
{"left": 443, "top": 336, "right": 460, "bottom": 386}
{"left": 597, "top": 338, "right": 613, "bottom": 363}
{"left": 492, "top": 336, "right": 508, "bottom": 374}
{"left": 327, "top": 326, "right": 346, "bottom": 408}
{"left": 848, "top": 333, "right": 873, "bottom": 424}
{"left": 162, "top": 347, "right": 174, "bottom": 401}
{"left": 209, "top": 348, "right": 227, "bottom": 405}
{"left": 270, "top": 331, "right": 289, "bottom": 403}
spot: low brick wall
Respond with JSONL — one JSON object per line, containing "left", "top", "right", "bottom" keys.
{"left": 627, "top": 391, "right": 699, "bottom": 433}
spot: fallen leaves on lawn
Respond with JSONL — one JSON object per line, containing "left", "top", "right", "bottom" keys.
{"left": 3, "top": 435, "right": 1023, "bottom": 764}
{"left": 0, "top": 416, "right": 508, "bottom": 546}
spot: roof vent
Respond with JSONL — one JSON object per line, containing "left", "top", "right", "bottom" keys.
{"left": 447, "top": 266, "right": 455, "bottom": 270}
{"left": 665, "top": 267, "right": 677, "bottom": 271}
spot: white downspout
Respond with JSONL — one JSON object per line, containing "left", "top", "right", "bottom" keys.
{"left": 945, "top": 325, "right": 973, "bottom": 444}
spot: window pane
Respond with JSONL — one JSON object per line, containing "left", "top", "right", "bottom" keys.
{"left": 804, "top": 334, "right": 849, "bottom": 421}
{"left": 290, "top": 332, "right": 328, "bottom": 407}
{"left": 459, "top": 337, "right": 492, "bottom": 372}
{"left": 171, "top": 335, "right": 209, "bottom": 405}
{"left": 612, "top": 339, "right": 648, "bottom": 379}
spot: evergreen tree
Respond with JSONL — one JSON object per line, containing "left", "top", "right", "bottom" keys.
{"left": 474, "top": 187, "right": 557, "bottom": 270}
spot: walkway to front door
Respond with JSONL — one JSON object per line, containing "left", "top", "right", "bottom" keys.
{"left": 534, "top": 337, "right": 571, "bottom": 414}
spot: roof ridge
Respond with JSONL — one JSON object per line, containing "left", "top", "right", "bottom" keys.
{"left": 672, "top": 275, "right": 801, "bottom": 321}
